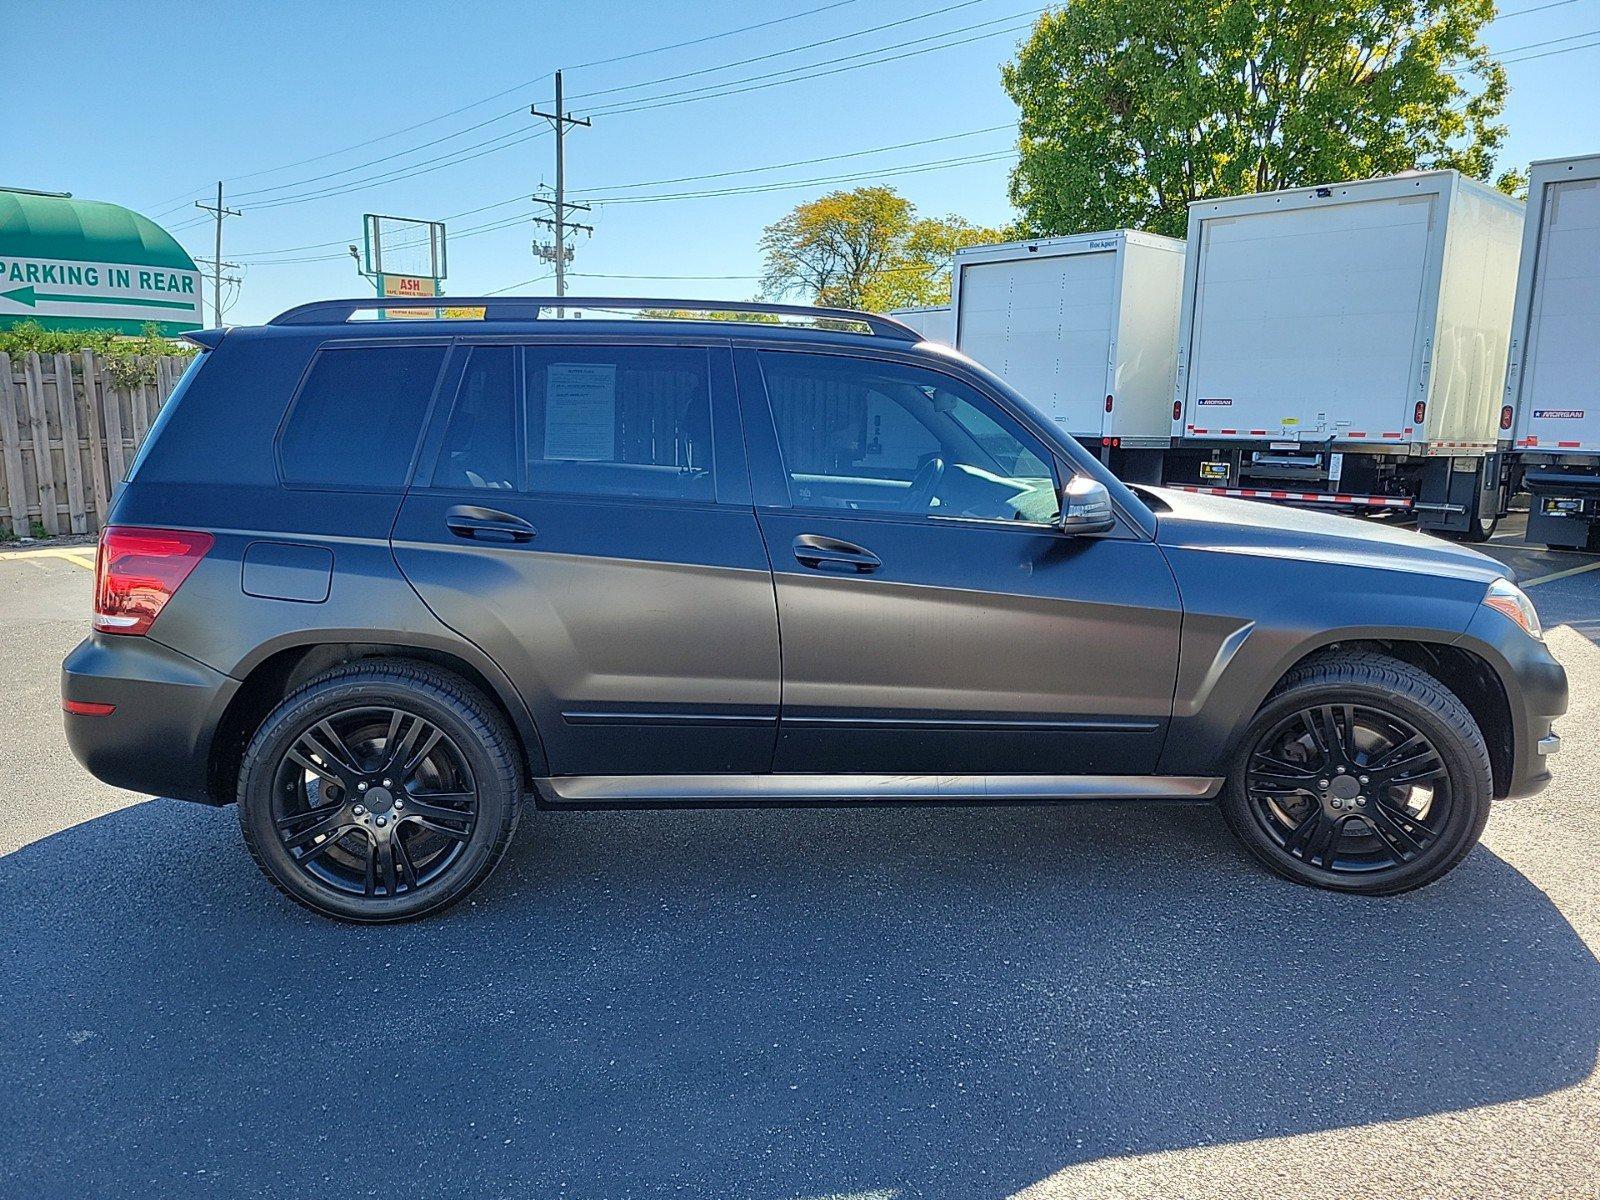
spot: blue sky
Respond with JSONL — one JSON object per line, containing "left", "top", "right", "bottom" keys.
{"left": 7, "top": 0, "right": 1600, "bottom": 325}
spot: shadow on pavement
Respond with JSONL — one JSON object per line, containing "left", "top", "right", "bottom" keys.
{"left": 3, "top": 798, "right": 1596, "bottom": 1199}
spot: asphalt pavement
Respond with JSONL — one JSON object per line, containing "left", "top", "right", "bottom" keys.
{"left": 1, "top": 515, "right": 1597, "bottom": 1199}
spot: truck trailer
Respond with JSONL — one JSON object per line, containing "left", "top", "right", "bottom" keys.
{"left": 1167, "top": 171, "right": 1524, "bottom": 539}
{"left": 1504, "top": 153, "right": 1600, "bottom": 551}
{"left": 886, "top": 304, "right": 953, "bottom": 344}
{"left": 949, "top": 230, "right": 1185, "bottom": 481}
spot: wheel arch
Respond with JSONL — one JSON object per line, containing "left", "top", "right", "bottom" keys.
{"left": 1162, "top": 623, "right": 1514, "bottom": 797}
{"left": 207, "top": 638, "right": 548, "bottom": 805}
{"left": 1252, "top": 639, "right": 1514, "bottom": 798}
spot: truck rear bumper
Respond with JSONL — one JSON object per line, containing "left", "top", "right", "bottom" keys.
{"left": 61, "top": 634, "right": 238, "bottom": 805}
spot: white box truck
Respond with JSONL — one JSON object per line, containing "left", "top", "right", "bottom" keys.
{"left": 886, "top": 304, "right": 953, "bottom": 344}
{"left": 949, "top": 230, "right": 1185, "bottom": 481}
{"left": 1169, "top": 171, "right": 1524, "bottom": 539}
{"left": 1504, "top": 153, "right": 1600, "bottom": 551}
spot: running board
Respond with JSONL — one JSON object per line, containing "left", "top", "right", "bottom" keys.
{"left": 537, "top": 774, "right": 1223, "bottom": 806}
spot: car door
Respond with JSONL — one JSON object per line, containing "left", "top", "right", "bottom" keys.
{"left": 392, "top": 337, "right": 780, "bottom": 776}
{"left": 736, "top": 344, "right": 1182, "bottom": 776}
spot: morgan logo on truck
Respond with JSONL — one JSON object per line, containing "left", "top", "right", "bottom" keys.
{"left": 1198, "top": 398, "right": 1233, "bottom": 406}
{"left": 1533, "top": 409, "right": 1585, "bottom": 419}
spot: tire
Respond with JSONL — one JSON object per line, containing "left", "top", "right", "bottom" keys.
{"left": 1451, "top": 485, "right": 1499, "bottom": 543}
{"left": 1219, "top": 650, "right": 1493, "bottom": 896}
{"left": 238, "top": 660, "right": 521, "bottom": 922}
{"left": 1460, "top": 510, "right": 1499, "bottom": 543}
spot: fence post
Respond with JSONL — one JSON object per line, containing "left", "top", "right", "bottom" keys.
{"left": 52, "top": 353, "right": 87, "bottom": 534}
{"left": 100, "top": 359, "right": 127, "bottom": 485}
{"left": 80, "top": 350, "right": 110, "bottom": 526}
{"left": 22, "top": 353, "right": 60, "bottom": 536}
{"left": 0, "top": 352, "right": 31, "bottom": 538}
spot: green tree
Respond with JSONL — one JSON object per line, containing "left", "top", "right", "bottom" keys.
{"left": 759, "top": 187, "right": 1001, "bottom": 310}
{"left": 1003, "top": 0, "right": 1515, "bottom": 239}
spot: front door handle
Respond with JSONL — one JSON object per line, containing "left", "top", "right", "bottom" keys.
{"left": 446, "top": 505, "right": 537, "bottom": 544}
{"left": 792, "top": 534, "right": 881, "bottom": 573}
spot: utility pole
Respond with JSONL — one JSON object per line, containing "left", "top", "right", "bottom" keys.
{"left": 530, "top": 71, "right": 592, "bottom": 298}
{"left": 194, "top": 181, "right": 241, "bottom": 325}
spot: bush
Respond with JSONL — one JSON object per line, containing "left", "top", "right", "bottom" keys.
{"left": 0, "top": 321, "right": 195, "bottom": 388}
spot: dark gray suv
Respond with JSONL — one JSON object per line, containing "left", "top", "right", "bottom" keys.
{"left": 62, "top": 297, "right": 1567, "bottom": 921}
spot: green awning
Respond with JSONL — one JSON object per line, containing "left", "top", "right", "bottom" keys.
{"left": 0, "top": 189, "right": 198, "bottom": 271}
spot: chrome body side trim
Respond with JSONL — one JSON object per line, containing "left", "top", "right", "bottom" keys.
{"left": 537, "top": 773, "right": 1224, "bottom": 805}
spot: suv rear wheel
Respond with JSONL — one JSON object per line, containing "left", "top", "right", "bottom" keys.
{"left": 238, "top": 661, "right": 521, "bottom": 922}
{"left": 1220, "top": 651, "right": 1493, "bottom": 895}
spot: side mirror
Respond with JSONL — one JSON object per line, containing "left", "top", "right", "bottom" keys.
{"left": 1057, "top": 474, "right": 1117, "bottom": 535}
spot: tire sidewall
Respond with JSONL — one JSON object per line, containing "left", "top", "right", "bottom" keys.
{"left": 239, "top": 673, "right": 517, "bottom": 922}
{"left": 1223, "top": 674, "right": 1492, "bottom": 894}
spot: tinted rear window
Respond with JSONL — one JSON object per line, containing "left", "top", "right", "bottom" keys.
{"left": 279, "top": 345, "right": 446, "bottom": 487}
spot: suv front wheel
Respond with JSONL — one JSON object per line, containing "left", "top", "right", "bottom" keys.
{"left": 1220, "top": 651, "right": 1494, "bottom": 896}
{"left": 238, "top": 661, "right": 522, "bottom": 922}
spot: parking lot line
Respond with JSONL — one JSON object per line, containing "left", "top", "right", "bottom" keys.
{"left": 0, "top": 546, "right": 95, "bottom": 570}
{"left": 1521, "top": 558, "right": 1600, "bottom": 588}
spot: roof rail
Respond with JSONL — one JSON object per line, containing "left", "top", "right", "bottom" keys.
{"left": 266, "top": 296, "right": 924, "bottom": 341}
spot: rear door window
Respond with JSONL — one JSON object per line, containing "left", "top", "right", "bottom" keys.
{"left": 523, "top": 345, "right": 715, "bottom": 501}
{"left": 434, "top": 346, "right": 518, "bottom": 489}
{"left": 279, "top": 344, "right": 447, "bottom": 488}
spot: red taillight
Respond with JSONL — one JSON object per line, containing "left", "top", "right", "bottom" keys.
{"left": 1500, "top": 405, "right": 1514, "bottom": 431}
{"left": 93, "top": 526, "right": 213, "bottom": 636}
{"left": 63, "top": 699, "right": 116, "bottom": 716}
{"left": 1104, "top": 394, "right": 1114, "bottom": 413}
{"left": 1414, "top": 401, "right": 1427, "bottom": 424}
{"left": 1172, "top": 400, "right": 1182, "bottom": 421}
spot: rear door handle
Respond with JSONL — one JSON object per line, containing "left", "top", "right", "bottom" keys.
{"left": 446, "top": 505, "right": 536, "bottom": 544}
{"left": 792, "top": 534, "right": 881, "bottom": 573}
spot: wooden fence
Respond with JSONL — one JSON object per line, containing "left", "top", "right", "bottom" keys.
{"left": 0, "top": 351, "right": 192, "bottom": 538}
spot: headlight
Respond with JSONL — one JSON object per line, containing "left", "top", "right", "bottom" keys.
{"left": 1483, "top": 577, "right": 1544, "bottom": 641}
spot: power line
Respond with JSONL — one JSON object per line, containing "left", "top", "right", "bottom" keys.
{"left": 144, "top": 0, "right": 871, "bottom": 212}
{"left": 203, "top": 127, "right": 551, "bottom": 217}
{"left": 580, "top": 150, "right": 1018, "bottom": 205}
{"left": 164, "top": 5, "right": 1034, "bottom": 220}
{"left": 148, "top": 0, "right": 1574, "bottom": 222}
{"left": 220, "top": 0, "right": 976, "bottom": 206}
{"left": 1494, "top": 0, "right": 1585, "bottom": 18}
{"left": 564, "top": 0, "right": 994, "bottom": 103}
{"left": 1496, "top": 34, "right": 1600, "bottom": 64}
{"left": 1446, "top": 25, "right": 1600, "bottom": 71}
{"left": 485, "top": 271, "right": 556, "bottom": 295}
{"left": 579, "top": 125, "right": 1015, "bottom": 194}
{"left": 219, "top": 147, "right": 1017, "bottom": 269}
{"left": 585, "top": 11, "right": 1041, "bottom": 118}
{"left": 227, "top": 124, "right": 1016, "bottom": 261}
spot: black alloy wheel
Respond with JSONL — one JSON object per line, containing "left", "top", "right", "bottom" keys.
{"left": 239, "top": 662, "right": 520, "bottom": 922}
{"left": 1220, "top": 650, "right": 1493, "bottom": 896}
{"left": 271, "top": 707, "right": 478, "bottom": 899}
{"left": 1245, "top": 703, "right": 1450, "bottom": 874}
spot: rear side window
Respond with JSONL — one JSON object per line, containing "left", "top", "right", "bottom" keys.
{"left": 435, "top": 344, "right": 715, "bottom": 502}
{"left": 125, "top": 351, "right": 208, "bottom": 482}
{"left": 525, "top": 345, "right": 714, "bottom": 501}
{"left": 279, "top": 345, "right": 446, "bottom": 488}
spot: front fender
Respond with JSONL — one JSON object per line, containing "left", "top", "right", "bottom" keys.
{"left": 1155, "top": 545, "right": 1490, "bottom": 778}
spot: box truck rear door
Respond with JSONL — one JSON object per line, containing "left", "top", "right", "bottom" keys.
{"left": 1518, "top": 179, "right": 1600, "bottom": 451}
{"left": 956, "top": 250, "right": 1116, "bottom": 441}
{"left": 1186, "top": 195, "right": 1435, "bottom": 439}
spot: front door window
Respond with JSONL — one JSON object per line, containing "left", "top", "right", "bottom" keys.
{"left": 757, "top": 350, "right": 1059, "bottom": 525}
